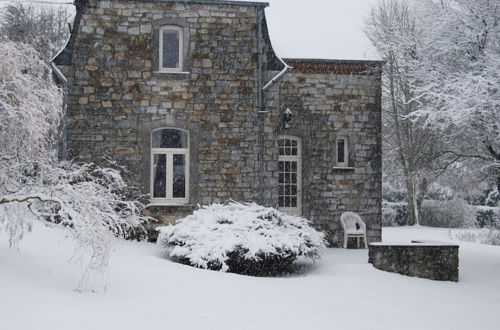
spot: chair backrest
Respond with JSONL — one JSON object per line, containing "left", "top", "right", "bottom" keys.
{"left": 340, "top": 212, "right": 364, "bottom": 230}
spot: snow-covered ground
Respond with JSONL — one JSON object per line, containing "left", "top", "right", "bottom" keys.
{"left": 1, "top": 224, "right": 499, "bottom": 330}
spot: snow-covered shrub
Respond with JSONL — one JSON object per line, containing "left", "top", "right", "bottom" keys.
{"left": 382, "top": 201, "right": 408, "bottom": 226}
{"left": 157, "top": 202, "right": 326, "bottom": 276}
{"left": 451, "top": 228, "right": 500, "bottom": 246}
{"left": 419, "top": 198, "right": 476, "bottom": 228}
{"left": 475, "top": 206, "right": 500, "bottom": 229}
{"left": 382, "top": 207, "right": 398, "bottom": 227}
{"left": 382, "top": 182, "right": 406, "bottom": 203}
{"left": 426, "top": 182, "right": 455, "bottom": 201}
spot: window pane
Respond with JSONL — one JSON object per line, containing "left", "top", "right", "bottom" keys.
{"left": 278, "top": 196, "right": 284, "bottom": 207}
{"left": 278, "top": 185, "right": 284, "bottom": 195}
{"left": 152, "top": 129, "right": 188, "bottom": 148}
{"left": 162, "top": 29, "right": 180, "bottom": 69}
{"left": 338, "top": 139, "right": 345, "bottom": 163}
{"left": 153, "top": 154, "right": 167, "bottom": 198}
{"left": 173, "top": 154, "right": 186, "bottom": 198}
{"left": 285, "top": 197, "right": 290, "bottom": 207}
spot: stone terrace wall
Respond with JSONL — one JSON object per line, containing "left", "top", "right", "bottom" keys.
{"left": 369, "top": 242, "right": 459, "bottom": 282}
{"left": 271, "top": 60, "right": 383, "bottom": 246}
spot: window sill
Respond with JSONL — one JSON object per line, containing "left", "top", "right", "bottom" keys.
{"left": 146, "top": 203, "right": 193, "bottom": 208}
{"left": 333, "top": 166, "right": 355, "bottom": 171}
{"left": 152, "top": 71, "right": 190, "bottom": 79}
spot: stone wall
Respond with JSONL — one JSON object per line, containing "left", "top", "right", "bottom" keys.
{"left": 368, "top": 242, "right": 459, "bottom": 282}
{"left": 59, "top": 0, "right": 270, "bottom": 203}
{"left": 55, "top": 0, "right": 383, "bottom": 245}
{"left": 270, "top": 60, "right": 383, "bottom": 245}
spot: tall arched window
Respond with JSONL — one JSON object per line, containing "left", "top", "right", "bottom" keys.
{"left": 151, "top": 128, "right": 189, "bottom": 204}
{"left": 278, "top": 136, "right": 302, "bottom": 215}
{"left": 159, "top": 25, "right": 183, "bottom": 72}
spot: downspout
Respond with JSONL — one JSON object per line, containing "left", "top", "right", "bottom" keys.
{"left": 257, "top": 8, "right": 265, "bottom": 205}
{"left": 50, "top": 62, "right": 69, "bottom": 161}
{"left": 257, "top": 7, "right": 291, "bottom": 205}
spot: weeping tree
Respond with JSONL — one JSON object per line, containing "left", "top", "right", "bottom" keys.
{"left": 0, "top": 40, "right": 148, "bottom": 291}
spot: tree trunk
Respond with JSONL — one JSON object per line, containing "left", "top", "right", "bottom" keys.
{"left": 405, "top": 171, "right": 417, "bottom": 226}
{"left": 416, "top": 177, "right": 428, "bottom": 225}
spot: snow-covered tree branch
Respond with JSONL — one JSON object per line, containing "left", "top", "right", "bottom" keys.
{"left": 0, "top": 39, "right": 148, "bottom": 291}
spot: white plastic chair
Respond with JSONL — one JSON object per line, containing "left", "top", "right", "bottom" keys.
{"left": 340, "top": 212, "right": 368, "bottom": 249}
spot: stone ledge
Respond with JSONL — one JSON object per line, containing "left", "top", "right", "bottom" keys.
{"left": 368, "top": 241, "right": 459, "bottom": 282}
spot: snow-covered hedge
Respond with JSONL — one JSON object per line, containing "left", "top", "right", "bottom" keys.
{"left": 157, "top": 202, "right": 325, "bottom": 276}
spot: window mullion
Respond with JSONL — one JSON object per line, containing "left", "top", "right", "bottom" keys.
{"left": 167, "top": 152, "right": 173, "bottom": 199}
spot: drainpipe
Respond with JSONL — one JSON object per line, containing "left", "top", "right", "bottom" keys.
{"left": 257, "top": 8, "right": 292, "bottom": 205}
{"left": 262, "top": 57, "right": 291, "bottom": 91}
{"left": 50, "top": 62, "right": 69, "bottom": 161}
{"left": 257, "top": 8, "right": 265, "bottom": 205}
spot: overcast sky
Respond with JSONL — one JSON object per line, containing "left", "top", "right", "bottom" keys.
{"left": 1, "top": 0, "right": 380, "bottom": 60}
{"left": 263, "top": 0, "right": 380, "bottom": 60}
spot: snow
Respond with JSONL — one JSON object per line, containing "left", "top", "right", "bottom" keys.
{"left": 1, "top": 224, "right": 500, "bottom": 330}
{"left": 158, "top": 202, "right": 325, "bottom": 272}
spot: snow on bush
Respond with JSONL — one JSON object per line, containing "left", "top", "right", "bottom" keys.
{"left": 419, "top": 198, "right": 476, "bottom": 228}
{"left": 157, "top": 202, "right": 325, "bottom": 276}
{"left": 451, "top": 228, "right": 500, "bottom": 246}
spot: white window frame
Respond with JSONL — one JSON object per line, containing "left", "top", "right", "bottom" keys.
{"left": 336, "top": 137, "right": 349, "bottom": 167}
{"left": 277, "top": 136, "right": 302, "bottom": 216}
{"left": 159, "top": 25, "right": 183, "bottom": 73}
{"left": 150, "top": 128, "right": 189, "bottom": 205}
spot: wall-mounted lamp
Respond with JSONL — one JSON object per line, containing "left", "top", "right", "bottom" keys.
{"left": 283, "top": 107, "right": 292, "bottom": 129}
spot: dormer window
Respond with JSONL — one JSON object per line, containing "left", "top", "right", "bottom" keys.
{"left": 159, "top": 26, "right": 183, "bottom": 72}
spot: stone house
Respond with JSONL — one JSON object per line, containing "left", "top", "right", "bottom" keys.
{"left": 53, "top": 0, "right": 383, "bottom": 246}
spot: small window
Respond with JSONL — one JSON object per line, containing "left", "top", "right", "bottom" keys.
{"left": 151, "top": 128, "right": 189, "bottom": 204}
{"left": 159, "top": 26, "right": 183, "bottom": 72}
{"left": 336, "top": 137, "right": 349, "bottom": 167}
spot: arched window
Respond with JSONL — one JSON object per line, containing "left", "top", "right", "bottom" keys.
{"left": 278, "top": 136, "right": 302, "bottom": 215}
{"left": 151, "top": 128, "right": 189, "bottom": 204}
{"left": 159, "top": 25, "right": 183, "bottom": 72}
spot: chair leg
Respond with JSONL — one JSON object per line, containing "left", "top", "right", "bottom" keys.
{"left": 364, "top": 234, "right": 368, "bottom": 249}
{"left": 344, "top": 235, "right": 348, "bottom": 248}
{"left": 356, "top": 237, "right": 360, "bottom": 249}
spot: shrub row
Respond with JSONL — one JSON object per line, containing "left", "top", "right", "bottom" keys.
{"left": 383, "top": 200, "right": 500, "bottom": 228}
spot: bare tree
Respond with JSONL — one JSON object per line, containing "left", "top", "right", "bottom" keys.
{"left": 0, "top": 3, "right": 72, "bottom": 60}
{"left": 366, "top": 0, "right": 434, "bottom": 225}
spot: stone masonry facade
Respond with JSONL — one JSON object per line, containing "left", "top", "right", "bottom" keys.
{"left": 54, "top": 0, "right": 383, "bottom": 246}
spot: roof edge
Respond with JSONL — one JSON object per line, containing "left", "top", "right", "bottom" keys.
{"left": 283, "top": 58, "right": 384, "bottom": 75}
{"left": 284, "top": 58, "right": 384, "bottom": 66}
{"left": 110, "top": 0, "right": 269, "bottom": 7}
